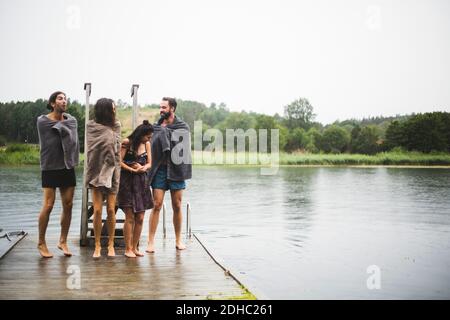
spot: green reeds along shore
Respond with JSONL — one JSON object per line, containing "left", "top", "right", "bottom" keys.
{"left": 1, "top": 144, "right": 450, "bottom": 166}
{"left": 278, "top": 151, "right": 450, "bottom": 166}
{"left": 0, "top": 144, "right": 41, "bottom": 165}
{"left": 0, "top": 143, "right": 82, "bottom": 165}
{"left": 192, "top": 151, "right": 450, "bottom": 166}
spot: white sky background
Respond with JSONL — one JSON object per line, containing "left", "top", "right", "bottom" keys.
{"left": 0, "top": 0, "right": 449, "bottom": 124}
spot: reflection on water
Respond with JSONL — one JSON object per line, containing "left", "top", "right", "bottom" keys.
{"left": 1, "top": 165, "right": 449, "bottom": 299}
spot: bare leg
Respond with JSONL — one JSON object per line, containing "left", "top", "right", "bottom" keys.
{"left": 133, "top": 212, "right": 145, "bottom": 256}
{"left": 123, "top": 208, "right": 136, "bottom": 258}
{"left": 92, "top": 188, "right": 103, "bottom": 258}
{"left": 146, "top": 189, "right": 165, "bottom": 253}
{"left": 171, "top": 189, "right": 186, "bottom": 250}
{"left": 57, "top": 186, "right": 74, "bottom": 256}
{"left": 38, "top": 188, "right": 56, "bottom": 258}
{"left": 106, "top": 193, "right": 117, "bottom": 257}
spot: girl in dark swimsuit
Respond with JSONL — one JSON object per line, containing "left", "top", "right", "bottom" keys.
{"left": 117, "top": 120, "right": 154, "bottom": 258}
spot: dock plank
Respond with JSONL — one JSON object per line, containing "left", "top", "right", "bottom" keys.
{"left": 0, "top": 235, "right": 251, "bottom": 300}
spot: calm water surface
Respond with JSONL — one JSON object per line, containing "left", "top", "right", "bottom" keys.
{"left": 1, "top": 165, "right": 449, "bottom": 299}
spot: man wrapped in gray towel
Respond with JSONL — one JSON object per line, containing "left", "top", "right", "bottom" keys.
{"left": 36, "top": 91, "right": 79, "bottom": 258}
{"left": 146, "top": 97, "right": 192, "bottom": 253}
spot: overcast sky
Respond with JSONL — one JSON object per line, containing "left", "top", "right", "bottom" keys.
{"left": 1, "top": 0, "right": 449, "bottom": 124}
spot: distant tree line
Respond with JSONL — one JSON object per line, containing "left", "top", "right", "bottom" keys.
{"left": 384, "top": 112, "right": 450, "bottom": 153}
{"left": 173, "top": 98, "right": 450, "bottom": 154}
{"left": 0, "top": 99, "right": 86, "bottom": 151}
{"left": 1, "top": 98, "right": 449, "bottom": 154}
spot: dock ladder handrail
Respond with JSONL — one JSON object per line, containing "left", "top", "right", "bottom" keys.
{"left": 186, "top": 202, "right": 192, "bottom": 238}
{"left": 162, "top": 203, "right": 167, "bottom": 238}
{"left": 161, "top": 202, "right": 192, "bottom": 239}
{"left": 80, "top": 82, "right": 91, "bottom": 246}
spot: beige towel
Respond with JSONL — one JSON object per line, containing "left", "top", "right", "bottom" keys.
{"left": 85, "top": 120, "right": 121, "bottom": 194}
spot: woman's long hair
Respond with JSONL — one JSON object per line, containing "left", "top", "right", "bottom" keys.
{"left": 127, "top": 120, "right": 154, "bottom": 153}
{"left": 94, "top": 98, "right": 116, "bottom": 127}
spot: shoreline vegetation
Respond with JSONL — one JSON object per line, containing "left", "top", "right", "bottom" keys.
{"left": 2, "top": 99, "right": 449, "bottom": 170}
{"left": 1, "top": 144, "right": 450, "bottom": 167}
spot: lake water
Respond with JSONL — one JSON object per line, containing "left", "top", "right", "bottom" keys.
{"left": 1, "top": 165, "right": 449, "bottom": 299}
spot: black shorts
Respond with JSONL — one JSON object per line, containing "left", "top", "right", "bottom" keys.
{"left": 41, "top": 168, "right": 76, "bottom": 188}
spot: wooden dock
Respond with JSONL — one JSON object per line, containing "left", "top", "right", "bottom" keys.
{"left": 0, "top": 234, "right": 255, "bottom": 300}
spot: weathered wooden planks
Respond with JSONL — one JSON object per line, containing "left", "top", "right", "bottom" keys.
{"left": 0, "top": 234, "right": 252, "bottom": 300}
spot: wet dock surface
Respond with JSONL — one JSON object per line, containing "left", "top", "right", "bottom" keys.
{"left": 0, "top": 234, "right": 251, "bottom": 300}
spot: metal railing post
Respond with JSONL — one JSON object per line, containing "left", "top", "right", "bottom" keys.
{"left": 162, "top": 203, "right": 167, "bottom": 239}
{"left": 186, "top": 202, "right": 191, "bottom": 238}
{"left": 130, "top": 84, "right": 139, "bottom": 130}
{"left": 80, "top": 82, "right": 91, "bottom": 246}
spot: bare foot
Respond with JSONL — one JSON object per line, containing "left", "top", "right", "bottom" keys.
{"left": 93, "top": 247, "right": 101, "bottom": 258}
{"left": 38, "top": 243, "right": 53, "bottom": 258}
{"left": 133, "top": 249, "right": 144, "bottom": 257}
{"left": 125, "top": 250, "right": 136, "bottom": 258}
{"left": 145, "top": 242, "right": 155, "bottom": 253}
{"left": 176, "top": 242, "right": 186, "bottom": 250}
{"left": 107, "top": 246, "right": 116, "bottom": 257}
{"left": 57, "top": 242, "right": 72, "bottom": 257}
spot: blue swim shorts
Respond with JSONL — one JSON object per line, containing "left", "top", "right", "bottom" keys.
{"left": 151, "top": 166, "right": 186, "bottom": 191}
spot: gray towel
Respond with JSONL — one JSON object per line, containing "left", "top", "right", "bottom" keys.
{"left": 85, "top": 120, "right": 121, "bottom": 194}
{"left": 148, "top": 116, "right": 192, "bottom": 183}
{"left": 37, "top": 114, "right": 80, "bottom": 170}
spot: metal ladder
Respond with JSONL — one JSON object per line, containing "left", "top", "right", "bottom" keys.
{"left": 161, "top": 202, "right": 192, "bottom": 239}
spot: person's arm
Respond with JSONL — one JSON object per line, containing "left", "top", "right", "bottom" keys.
{"left": 120, "top": 139, "right": 138, "bottom": 173}
{"left": 143, "top": 141, "right": 152, "bottom": 171}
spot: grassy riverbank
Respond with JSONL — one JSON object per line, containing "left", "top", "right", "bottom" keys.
{"left": 0, "top": 144, "right": 40, "bottom": 165}
{"left": 0, "top": 144, "right": 84, "bottom": 165}
{"left": 279, "top": 151, "right": 450, "bottom": 166}
{"left": 193, "top": 150, "right": 450, "bottom": 166}
{"left": 1, "top": 144, "right": 450, "bottom": 166}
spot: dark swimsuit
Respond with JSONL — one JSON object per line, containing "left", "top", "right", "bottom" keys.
{"left": 117, "top": 148, "right": 154, "bottom": 213}
{"left": 41, "top": 169, "right": 76, "bottom": 188}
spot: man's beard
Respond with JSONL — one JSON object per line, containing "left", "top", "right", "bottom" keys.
{"left": 160, "top": 111, "right": 171, "bottom": 120}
